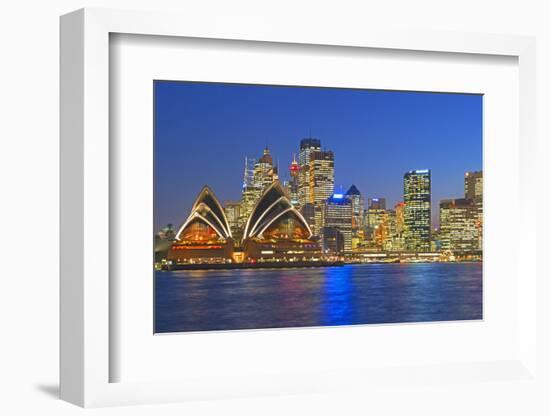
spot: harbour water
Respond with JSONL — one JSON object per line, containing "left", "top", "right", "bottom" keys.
{"left": 154, "top": 262, "right": 482, "bottom": 333}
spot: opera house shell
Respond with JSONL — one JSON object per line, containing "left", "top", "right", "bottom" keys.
{"left": 242, "top": 181, "right": 321, "bottom": 261}
{"left": 167, "top": 186, "right": 234, "bottom": 264}
{"left": 167, "top": 181, "right": 321, "bottom": 264}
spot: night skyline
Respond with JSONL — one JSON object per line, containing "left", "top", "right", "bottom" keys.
{"left": 154, "top": 81, "right": 482, "bottom": 231}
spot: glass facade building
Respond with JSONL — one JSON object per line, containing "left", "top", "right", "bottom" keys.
{"left": 403, "top": 169, "right": 431, "bottom": 252}
{"left": 297, "top": 138, "right": 321, "bottom": 207}
{"left": 439, "top": 198, "right": 481, "bottom": 252}
{"left": 393, "top": 202, "right": 406, "bottom": 251}
{"left": 239, "top": 156, "right": 258, "bottom": 227}
{"left": 223, "top": 201, "right": 241, "bottom": 239}
{"left": 322, "top": 194, "right": 352, "bottom": 254}
{"left": 288, "top": 154, "right": 300, "bottom": 207}
{"left": 346, "top": 184, "right": 364, "bottom": 231}
{"left": 465, "top": 170, "right": 483, "bottom": 250}
{"left": 366, "top": 197, "right": 386, "bottom": 240}
{"left": 309, "top": 150, "right": 335, "bottom": 235}
{"left": 253, "top": 147, "right": 274, "bottom": 194}
{"left": 465, "top": 171, "right": 483, "bottom": 200}
{"left": 239, "top": 148, "right": 277, "bottom": 230}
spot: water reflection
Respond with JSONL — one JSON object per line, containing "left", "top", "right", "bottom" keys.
{"left": 322, "top": 267, "right": 354, "bottom": 326}
{"left": 155, "top": 263, "right": 482, "bottom": 333}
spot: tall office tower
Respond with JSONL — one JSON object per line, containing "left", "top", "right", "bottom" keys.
{"left": 223, "top": 201, "right": 241, "bottom": 238}
{"left": 300, "top": 203, "right": 315, "bottom": 233}
{"left": 395, "top": 202, "right": 405, "bottom": 234}
{"left": 366, "top": 197, "right": 387, "bottom": 241}
{"left": 368, "top": 197, "right": 386, "bottom": 211}
{"left": 253, "top": 147, "right": 274, "bottom": 194}
{"left": 393, "top": 202, "right": 406, "bottom": 251}
{"left": 272, "top": 162, "right": 280, "bottom": 181}
{"left": 322, "top": 194, "right": 352, "bottom": 254}
{"left": 241, "top": 148, "right": 275, "bottom": 228}
{"left": 385, "top": 210, "right": 397, "bottom": 251}
{"left": 439, "top": 198, "right": 481, "bottom": 252}
{"left": 288, "top": 154, "right": 300, "bottom": 207}
{"left": 239, "top": 156, "right": 259, "bottom": 227}
{"left": 464, "top": 171, "right": 483, "bottom": 250}
{"left": 346, "top": 184, "right": 364, "bottom": 231}
{"left": 297, "top": 138, "right": 321, "bottom": 206}
{"left": 403, "top": 169, "right": 432, "bottom": 252}
{"left": 374, "top": 209, "right": 396, "bottom": 251}
{"left": 309, "top": 150, "right": 335, "bottom": 235}
{"left": 465, "top": 171, "right": 483, "bottom": 200}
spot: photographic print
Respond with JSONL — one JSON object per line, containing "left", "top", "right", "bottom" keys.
{"left": 154, "top": 81, "right": 483, "bottom": 333}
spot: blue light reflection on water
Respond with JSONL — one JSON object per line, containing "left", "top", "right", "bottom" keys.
{"left": 154, "top": 263, "right": 482, "bottom": 333}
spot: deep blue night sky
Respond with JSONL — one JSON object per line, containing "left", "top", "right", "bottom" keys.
{"left": 154, "top": 81, "right": 482, "bottom": 231}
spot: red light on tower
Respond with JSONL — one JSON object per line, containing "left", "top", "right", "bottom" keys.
{"left": 289, "top": 154, "right": 299, "bottom": 177}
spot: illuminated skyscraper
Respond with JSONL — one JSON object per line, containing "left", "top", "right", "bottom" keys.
{"left": 366, "top": 197, "right": 386, "bottom": 241}
{"left": 309, "top": 150, "right": 335, "bottom": 203}
{"left": 239, "top": 156, "right": 258, "bottom": 227}
{"left": 368, "top": 197, "right": 386, "bottom": 210}
{"left": 253, "top": 147, "right": 274, "bottom": 193}
{"left": 395, "top": 202, "right": 405, "bottom": 234}
{"left": 364, "top": 198, "right": 394, "bottom": 250}
{"left": 374, "top": 209, "right": 396, "bottom": 251}
{"left": 296, "top": 138, "right": 334, "bottom": 235}
{"left": 309, "top": 150, "right": 335, "bottom": 235}
{"left": 298, "top": 138, "right": 321, "bottom": 206}
{"left": 272, "top": 162, "right": 279, "bottom": 182}
{"left": 403, "top": 169, "right": 431, "bottom": 252}
{"left": 383, "top": 209, "right": 397, "bottom": 251}
{"left": 224, "top": 201, "right": 241, "bottom": 238}
{"left": 465, "top": 171, "right": 483, "bottom": 200}
{"left": 322, "top": 193, "right": 352, "bottom": 254}
{"left": 393, "top": 202, "right": 406, "bottom": 251}
{"left": 240, "top": 148, "right": 277, "bottom": 229}
{"left": 288, "top": 154, "right": 300, "bottom": 207}
{"left": 439, "top": 198, "right": 481, "bottom": 252}
{"left": 346, "top": 184, "right": 364, "bottom": 231}
{"left": 465, "top": 171, "right": 483, "bottom": 250}
{"left": 300, "top": 203, "right": 315, "bottom": 234}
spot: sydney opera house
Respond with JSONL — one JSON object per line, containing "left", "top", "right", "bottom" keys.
{"left": 166, "top": 186, "right": 234, "bottom": 264}
{"left": 167, "top": 182, "right": 321, "bottom": 264}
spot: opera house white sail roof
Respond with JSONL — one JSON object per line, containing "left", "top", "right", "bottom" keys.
{"left": 243, "top": 181, "right": 313, "bottom": 241}
{"left": 175, "top": 186, "right": 233, "bottom": 241}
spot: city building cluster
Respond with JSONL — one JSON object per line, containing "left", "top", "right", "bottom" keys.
{"left": 157, "top": 138, "right": 483, "bottom": 265}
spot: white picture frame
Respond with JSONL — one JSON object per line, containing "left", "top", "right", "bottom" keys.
{"left": 60, "top": 8, "right": 537, "bottom": 407}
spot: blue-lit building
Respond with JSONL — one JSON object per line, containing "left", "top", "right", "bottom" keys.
{"left": 322, "top": 193, "right": 352, "bottom": 254}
